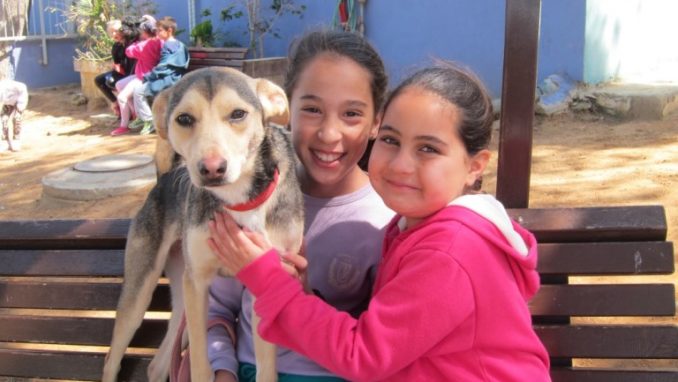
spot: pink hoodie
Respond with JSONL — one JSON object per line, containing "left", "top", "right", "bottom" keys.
{"left": 125, "top": 37, "right": 162, "bottom": 79}
{"left": 238, "top": 195, "right": 551, "bottom": 381}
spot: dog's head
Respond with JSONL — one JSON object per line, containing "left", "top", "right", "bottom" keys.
{"left": 152, "top": 67, "right": 289, "bottom": 189}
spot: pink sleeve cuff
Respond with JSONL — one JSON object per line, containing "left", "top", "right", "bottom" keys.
{"left": 236, "top": 249, "right": 290, "bottom": 296}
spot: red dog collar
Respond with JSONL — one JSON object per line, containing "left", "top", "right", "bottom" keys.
{"left": 225, "top": 168, "right": 279, "bottom": 211}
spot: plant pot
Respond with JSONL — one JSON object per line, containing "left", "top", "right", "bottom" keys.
{"left": 242, "top": 57, "right": 288, "bottom": 87}
{"left": 73, "top": 58, "right": 111, "bottom": 109}
{"left": 187, "top": 47, "right": 288, "bottom": 87}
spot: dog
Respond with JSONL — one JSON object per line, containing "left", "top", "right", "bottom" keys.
{"left": 0, "top": 79, "right": 29, "bottom": 152}
{"left": 102, "top": 67, "right": 304, "bottom": 382}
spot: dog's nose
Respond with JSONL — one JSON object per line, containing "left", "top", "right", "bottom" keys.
{"left": 198, "top": 158, "right": 227, "bottom": 181}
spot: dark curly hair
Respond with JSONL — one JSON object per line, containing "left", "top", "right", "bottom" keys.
{"left": 120, "top": 16, "right": 140, "bottom": 45}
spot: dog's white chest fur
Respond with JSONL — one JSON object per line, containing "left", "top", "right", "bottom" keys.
{"left": 227, "top": 209, "right": 268, "bottom": 234}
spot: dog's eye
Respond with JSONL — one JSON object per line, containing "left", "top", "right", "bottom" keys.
{"left": 230, "top": 109, "right": 247, "bottom": 121}
{"left": 175, "top": 113, "right": 194, "bottom": 127}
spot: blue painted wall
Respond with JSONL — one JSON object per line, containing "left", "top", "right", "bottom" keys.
{"left": 539, "top": 0, "right": 586, "bottom": 86}
{"left": 10, "top": 0, "right": 586, "bottom": 95}
{"left": 12, "top": 39, "right": 80, "bottom": 88}
{"left": 366, "top": 0, "right": 507, "bottom": 96}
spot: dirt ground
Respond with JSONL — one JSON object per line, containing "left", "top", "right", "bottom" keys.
{"left": 1, "top": 84, "right": 676, "bottom": 243}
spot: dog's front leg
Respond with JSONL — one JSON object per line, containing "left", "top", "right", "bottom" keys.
{"left": 102, "top": 229, "right": 175, "bottom": 382}
{"left": 148, "top": 241, "right": 185, "bottom": 382}
{"left": 183, "top": 269, "right": 214, "bottom": 381}
{"left": 183, "top": 228, "right": 221, "bottom": 382}
{"left": 252, "top": 307, "right": 278, "bottom": 382}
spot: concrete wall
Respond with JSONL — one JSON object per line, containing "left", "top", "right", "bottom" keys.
{"left": 10, "top": 0, "right": 586, "bottom": 94}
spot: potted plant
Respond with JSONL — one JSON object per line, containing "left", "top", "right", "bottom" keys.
{"left": 189, "top": 0, "right": 306, "bottom": 86}
{"left": 50, "top": 0, "right": 155, "bottom": 107}
{"left": 190, "top": 9, "right": 217, "bottom": 48}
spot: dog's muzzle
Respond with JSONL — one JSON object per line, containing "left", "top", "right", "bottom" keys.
{"left": 199, "top": 158, "right": 227, "bottom": 186}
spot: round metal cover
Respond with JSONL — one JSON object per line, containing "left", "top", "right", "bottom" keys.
{"left": 74, "top": 154, "right": 153, "bottom": 173}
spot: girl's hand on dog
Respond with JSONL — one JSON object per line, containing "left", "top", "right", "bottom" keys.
{"left": 281, "top": 251, "right": 308, "bottom": 282}
{"left": 208, "top": 211, "right": 271, "bottom": 274}
{"left": 209, "top": 211, "right": 308, "bottom": 280}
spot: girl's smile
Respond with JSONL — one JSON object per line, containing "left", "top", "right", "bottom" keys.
{"left": 384, "top": 178, "right": 419, "bottom": 191}
{"left": 311, "top": 149, "right": 344, "bottom": 166}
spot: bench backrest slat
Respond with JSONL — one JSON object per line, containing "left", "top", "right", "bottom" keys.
{"left": 0, "top": 249, "right": 124, "bottom": 276}
{"left": 0, "top": 205, "right": 666, "bottom": 248}
{"left": 537, "top": 325, "right": 678, "bottom": 358}
{"left": 0, "top": 219, "right": 128, "bottom": 250}
{"left": 0, "top": 349, "right": 149, "bottom": 381}
{"left": 0, "top": 281, "right": 171, "bottom": 311}
{"left": 550, "top": 369, "right": 678, "bottom": 382}
{"left": 508, "top": 206, "right": 668, "bottom": 243}
{"left": 537, "top": 242, "right": 674, "bottom": 275}
{"left": 530, "top": 284, "right": 676, "bottom": 317}
{"left": 0, "top": 315, "right": 166, "bottom": 348}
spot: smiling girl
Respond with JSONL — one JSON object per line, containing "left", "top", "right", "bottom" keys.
{"left": 204, "top": 30, "right": 394, "bottom": 382}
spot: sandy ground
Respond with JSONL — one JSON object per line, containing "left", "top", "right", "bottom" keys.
{"left": 1, "top": 84, "right": 676, "bottom": 242}
{"left": 0, "top": 84, "right": 156, "bottom": 220}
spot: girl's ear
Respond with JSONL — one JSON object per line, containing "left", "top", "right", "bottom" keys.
{"left": 369, "top": 112, "right": 382, "bottom": 139}
{"left": 465, "top": 149, "right": 491, "bottom": 188}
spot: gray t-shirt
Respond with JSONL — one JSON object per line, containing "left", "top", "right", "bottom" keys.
{"left": 207, "top": 183, "right": 394, "bottom": 376}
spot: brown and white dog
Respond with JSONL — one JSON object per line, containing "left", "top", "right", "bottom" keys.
{"left": 102, "top": 67, "right": 304, "bottom": 382}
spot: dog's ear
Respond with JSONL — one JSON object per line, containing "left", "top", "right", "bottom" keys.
{"left": 256, "top": 79, "right": 289, "bottom": 126}
{"left": 152, "top": 88, "right": 171, "bottom": 140}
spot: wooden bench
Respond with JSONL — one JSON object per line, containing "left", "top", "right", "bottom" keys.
{"left": 496, "top": 1, "right": 677, "bottom": 380}
{"left": 0, "top": 205, "right": 675, "bottom": 381}
{"left": 187, "top": 46, "right": 249, "bottom": 72}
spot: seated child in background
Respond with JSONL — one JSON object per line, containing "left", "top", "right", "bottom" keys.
{"left": 130, "top": 16, "right": 189, "bottom": 135}
{"left": 208, "top": 62, "right": 552, "bottom": 381}
{"left": 111, "top": 15, "right": 162, "bottom": 136}
{"left": 93, "top": 19, "right": 137, "bottom": 116}
{"left": 0, "top": 79, "right": 29, "bottom": 152}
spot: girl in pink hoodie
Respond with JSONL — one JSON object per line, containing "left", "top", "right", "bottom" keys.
{"left": 208, "top": 63, "right": 551, "bottom": 381}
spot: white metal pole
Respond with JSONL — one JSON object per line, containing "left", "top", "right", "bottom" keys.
{"left": 38, "top": 0, "right": 48, "bottom": 65}
{"left": 188, "top": 0, "right": 196, "bottom": 37}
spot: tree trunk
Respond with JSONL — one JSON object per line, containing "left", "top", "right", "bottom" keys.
{"left": 1, "top": 0, "right": 30, "bottom": 79}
